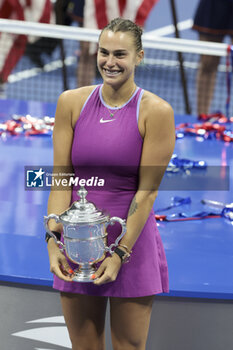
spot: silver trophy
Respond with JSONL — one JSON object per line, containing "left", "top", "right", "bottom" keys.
{"left": 44, "top": 187, "right": 126, "bottom": 282}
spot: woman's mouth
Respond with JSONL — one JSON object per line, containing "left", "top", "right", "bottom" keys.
{"left": 103, "top": 68, "right": 123, "bottom": 77}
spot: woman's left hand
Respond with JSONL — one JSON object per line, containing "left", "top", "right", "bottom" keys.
{"left": 92, "top": 254, "right": 122, "bottom": 285}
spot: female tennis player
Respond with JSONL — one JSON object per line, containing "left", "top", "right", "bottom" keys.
{"left": 46, "top": 17, "right": 175, "bottom": 350}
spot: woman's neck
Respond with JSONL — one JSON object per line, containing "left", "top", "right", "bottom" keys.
{"left": 102, "top": 82, "right": 137, "bottom": 107}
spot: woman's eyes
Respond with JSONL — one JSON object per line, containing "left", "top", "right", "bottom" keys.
{"left": 100, "top": 51, "right": 126, "bottom": 58}
{"left": 116, "top": 52, "right": 125, "bottom": 57}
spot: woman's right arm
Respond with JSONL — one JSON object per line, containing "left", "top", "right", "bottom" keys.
{"left": 47, "top": 90, "right": 76, "bottom": 282}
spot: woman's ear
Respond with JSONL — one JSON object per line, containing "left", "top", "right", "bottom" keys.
{"left": 136, "top": 50, "right": 144, "bottom": 66}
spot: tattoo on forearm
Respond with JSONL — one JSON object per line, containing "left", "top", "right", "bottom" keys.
{"left": 128, "top": 196, "right": 138, "bottom": 217}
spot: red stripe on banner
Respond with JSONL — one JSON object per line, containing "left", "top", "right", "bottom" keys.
{"left": 0, "top": 0, "right": 24, "bottom": 20}
{"left": 135, "top": 0, "right": 159, "bottom": 26}
{"left": 94, "top": 0, "right": 108, "bottom": 29}
{"left": 0, "top": 35, "right": 27, "bottom": 82}
{"left": 39, "top": 0, "right": 52, "bottom": 23}
{"left": 118, "top": 0, "right": 126, "bottom": 16}
{"left": 0, "top": 1, "right": 13, "bottom": 18}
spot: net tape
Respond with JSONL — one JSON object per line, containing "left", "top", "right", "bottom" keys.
{"left": 0, "top": 19, "right": 228, "bottom": 56}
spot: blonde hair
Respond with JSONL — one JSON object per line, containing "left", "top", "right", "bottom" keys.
{"left": 100, "top": 17, "right": 143, "bottom": 52}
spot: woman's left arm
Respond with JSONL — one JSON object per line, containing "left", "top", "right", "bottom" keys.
{"left": 119, "top": 98, "right": 176, "bottom": 251}
{"left": 93, "top": 97, "right": 176, "bottom": 285}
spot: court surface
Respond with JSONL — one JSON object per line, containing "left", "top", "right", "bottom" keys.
{"left": 0, "top": 98, "right": 232, "bottom": 300}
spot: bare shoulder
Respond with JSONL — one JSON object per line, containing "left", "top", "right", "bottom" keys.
{"left": 139, "top": 91, "right": 176, "bottom": 156}
{"left": 140, "top": 90, "right": 174, "bottom": 124}
{"left": 56, "top": 85, "right": 98, "bottom": 127}
{"left": 60, "top": 85, "right": 97, "bottom": 102}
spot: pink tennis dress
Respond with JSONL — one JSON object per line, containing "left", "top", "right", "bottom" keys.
{"left": 53, "top": 85, "right": 169, "bottom": 297}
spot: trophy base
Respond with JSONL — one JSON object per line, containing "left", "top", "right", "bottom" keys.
{"left": 72, "top": 265, "right": 96, "bottom": 283}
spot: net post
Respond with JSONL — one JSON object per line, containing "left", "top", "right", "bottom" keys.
{"left": 169, "top": 0, "right": 191, "bottom": 115}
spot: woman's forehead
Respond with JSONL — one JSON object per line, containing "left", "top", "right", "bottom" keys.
{"left": 99, "top": 30, "right": 134, "bottom": 50}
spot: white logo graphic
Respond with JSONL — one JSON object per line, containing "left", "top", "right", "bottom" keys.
{"left": 12, "top": 316, "right": 71, "bottom": 349}
{"left": 33, "top": 168, "right": 45, "bottom": 181}
{"left": 100, "top": 117, "right": 116, "bottom": 123}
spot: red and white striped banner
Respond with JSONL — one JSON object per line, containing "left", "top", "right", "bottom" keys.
{"left": 0, "top": 0, "right": 54, "bottom": 83}
{"left": 84, "top": 0, "right": 159, "bottom": 29}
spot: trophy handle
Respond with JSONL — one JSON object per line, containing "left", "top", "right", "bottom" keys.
{"left": 44, "top": 214, "right": 65, "bottom": 252}
{"left": 106, "top": 217, "right": 127, "bottom": 255}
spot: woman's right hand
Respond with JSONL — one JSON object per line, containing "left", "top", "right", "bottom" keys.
{"left": 47, "top": 238, "right": 74, "bottom": 282}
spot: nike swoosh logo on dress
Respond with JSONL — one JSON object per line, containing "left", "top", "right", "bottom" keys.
{"left": 100, "top": 117, "right": 116, "bottom": 123}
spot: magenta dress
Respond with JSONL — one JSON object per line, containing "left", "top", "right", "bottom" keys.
{"left": 53, "top": 85, "right": 169, "bottom": 297}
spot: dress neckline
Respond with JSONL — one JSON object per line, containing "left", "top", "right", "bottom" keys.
{"left": 99, "top": 84, "right": 139, "bottom": 110}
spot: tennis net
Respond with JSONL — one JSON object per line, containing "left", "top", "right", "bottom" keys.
{"left": 0, "top": 18, "right": 231, "bottom": 116}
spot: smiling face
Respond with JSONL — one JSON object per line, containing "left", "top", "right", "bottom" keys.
{"left": 97, "top": 30, "right": 143, "bottom": 89}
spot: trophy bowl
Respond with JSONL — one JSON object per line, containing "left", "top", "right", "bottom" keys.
{"left": 44, "top": 187, "right": 126, "bottom": 282}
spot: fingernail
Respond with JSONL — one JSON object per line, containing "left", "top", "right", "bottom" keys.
{"left": 68, "top": 269, "right": 74, "bottom": 274}
{"left": 91, "top": 274, "right": 96, "bottom": 280}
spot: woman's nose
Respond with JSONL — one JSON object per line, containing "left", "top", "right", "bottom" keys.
{"left": 106, "top": 54, "right": 115, "bottom": 67}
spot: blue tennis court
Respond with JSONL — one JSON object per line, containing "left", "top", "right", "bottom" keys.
{"left": 0, "top": 98, "right": 232, "bottom": 300}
